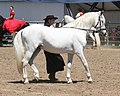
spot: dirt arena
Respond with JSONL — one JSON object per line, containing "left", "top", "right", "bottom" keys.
{"left": 0, "top": 46, "right": 120, "bottom": 96}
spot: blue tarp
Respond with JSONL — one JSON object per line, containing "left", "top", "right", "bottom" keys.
{"left": 1, "top": 0, "right": 120, "bottom": 3}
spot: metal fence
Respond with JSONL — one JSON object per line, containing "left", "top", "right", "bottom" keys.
{"left": 1, "top": 21, "right": 44, "bottom": 47}
{"left": 87, "top": 23, "right": 120, "bottom": 47}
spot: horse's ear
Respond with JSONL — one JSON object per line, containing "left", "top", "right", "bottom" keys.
{"left": 100, "top": 10, "right": 104, "bottom": 15}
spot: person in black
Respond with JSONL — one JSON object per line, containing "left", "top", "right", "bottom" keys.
{"left": 43, "top": 15, "right": 65, "bottom": 82}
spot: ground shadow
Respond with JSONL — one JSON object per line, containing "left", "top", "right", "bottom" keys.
{"left": 8, "top": 79, "right": 86, "bottom": 84}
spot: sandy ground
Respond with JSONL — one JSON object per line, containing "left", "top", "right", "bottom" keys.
{"left": 0, "top": 47, "right": 120, "bottom": 96}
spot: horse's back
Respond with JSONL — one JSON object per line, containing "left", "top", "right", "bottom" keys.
{"left": 22, "top": 24, "right": 75, "bottom": 43}
{"left": 22, "top": 24, "right": 86, "bottom": 42}
{"left": 20, "top": 24, "right": 86, "bottom": 53}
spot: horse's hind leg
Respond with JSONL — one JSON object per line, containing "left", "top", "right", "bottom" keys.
{"left": 29, "top": 47, "right": 41, "bottom": 80}
{"left": 30, "top": 64, "right": 39, "bottom": 80}
{"left": 22, "top": 49, "right": 38, "bottom": 84}
{"left": 66, "top": 53, "right": 73, "bottom": 83}
{"left": 76, "top": 47, "right": 93, "bottom": 83}
{"left": 22, "top": 51, "right": 31, "bottom": 84}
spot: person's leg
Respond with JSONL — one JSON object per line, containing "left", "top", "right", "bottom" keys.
{"left": 44, "top": 51, "right": 59, "bottom": 81}
{"left": 44, "top": 51, "right": 65, "bottom": 82}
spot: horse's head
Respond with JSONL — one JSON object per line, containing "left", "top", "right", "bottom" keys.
{"left": 94, "top": 11, "right": 107, "bottom": 36}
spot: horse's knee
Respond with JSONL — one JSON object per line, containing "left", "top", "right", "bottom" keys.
{"left": 66, "top": 77, "right": 73, "bottom": 84}
{"left": 22, "top": 59, "right": 29, "bottom": 67}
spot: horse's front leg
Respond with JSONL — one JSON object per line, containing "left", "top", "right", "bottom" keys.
{"left": 77, "top": 48, "right": 93, "bottom": 83}
{"left": 66, "top": 54, "right": 73, "bottom": 83}
{"left": 89, "top": 33, "right": 96, "bottom": 47}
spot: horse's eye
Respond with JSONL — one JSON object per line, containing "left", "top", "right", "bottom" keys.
{"left": 100, "top": 20, "right": 104, "bottom": 25}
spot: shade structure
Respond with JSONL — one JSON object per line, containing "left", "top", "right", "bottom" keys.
{"left": 0, "top": 0, "right": 120, "bottom": 3}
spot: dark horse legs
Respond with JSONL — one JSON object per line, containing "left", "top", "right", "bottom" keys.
{"left": 0, "top": 15, "right": 5, "bottom": 46}
{"left": 17, "top": 22, "right": 30, "bottom": 32}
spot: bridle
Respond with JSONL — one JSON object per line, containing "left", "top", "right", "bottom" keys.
{"left": 94, "top": 13, "right": 106, "bottom": 32}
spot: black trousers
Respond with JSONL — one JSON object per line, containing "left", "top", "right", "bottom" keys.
{"left": 44, "top": 51, "right": 65, "bottom": 74}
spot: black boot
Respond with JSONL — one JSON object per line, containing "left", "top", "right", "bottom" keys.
{"left": 48, "top": 72, "right": 58, "bottom": 82}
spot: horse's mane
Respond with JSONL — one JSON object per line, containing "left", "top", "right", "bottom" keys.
{"left": 63, "top": 12, "right": 100, "bottom": 29}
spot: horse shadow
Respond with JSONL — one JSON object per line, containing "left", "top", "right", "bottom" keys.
{"left": 8, "top": 79, "right": 86, "bottom": 84}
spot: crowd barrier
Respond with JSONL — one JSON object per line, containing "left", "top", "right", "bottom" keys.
{"left": 1, "top": 21, "right": 43, "bottom": 47}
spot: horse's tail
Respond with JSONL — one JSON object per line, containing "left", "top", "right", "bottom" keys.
{"left": 13, "top": 31, "right": 24, "bottom": 74}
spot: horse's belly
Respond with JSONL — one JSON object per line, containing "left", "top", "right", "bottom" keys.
{"left": 42, "top": 44, "right": 73, "bottom": 54}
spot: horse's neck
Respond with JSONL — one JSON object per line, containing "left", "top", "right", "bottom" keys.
{"left": 75, "top": 16, "right": 95, "bottom": 29}
{"left": 63, "top": 15, "right": 96, "bottom": 29}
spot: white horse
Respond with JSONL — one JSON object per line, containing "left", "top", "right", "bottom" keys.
{"left": 63, "top": 14, "right": 100, "bottom": 48}
{"left": 64, "top": 15, "right": 74, "bottom": 24}
{"left": 14, "top": 11, "right": 106, "bottom": 84}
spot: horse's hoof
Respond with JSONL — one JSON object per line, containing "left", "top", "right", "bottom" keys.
{"left": 67, "top": 81, "right": 73, "bottom": 84}
{"left": 35, "top": 77, "right": 40, "bottom": 81}
{"left": 87, "top": 76, "right": 93, "bottom": 83}
{"left": 23, "top": 78, "right": 29, "bottom": 84}
{"left": 24, "top": 81, "right": 29, "bottom": 84}
{"left": 88, "top": 81, "right": 93, "bottom": 83}
{"left": 66, "top": 77, "right": 73, "bottom": 84}
{"left": 88, "top": 80, "right": 93, "bottom": 83}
